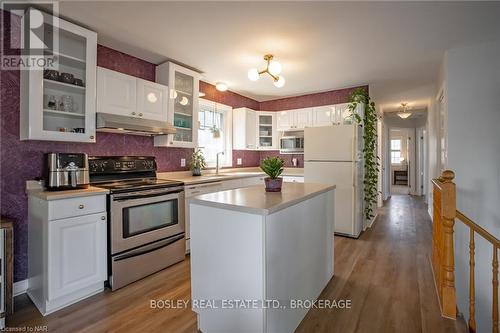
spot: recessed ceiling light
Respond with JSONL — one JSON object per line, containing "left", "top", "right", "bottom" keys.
{"left": 216, "top": 82, "right": 228, "bottom": 92}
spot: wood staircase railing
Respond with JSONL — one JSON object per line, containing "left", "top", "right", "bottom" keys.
{"left": 432, "top": 170, "right": 500, "bottom": 332}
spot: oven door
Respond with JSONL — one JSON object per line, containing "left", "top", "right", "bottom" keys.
{"left": 110, "top": 187, "right": 185, "bottom": 255}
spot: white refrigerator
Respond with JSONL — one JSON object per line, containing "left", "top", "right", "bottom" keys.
{"left": 304, "top": 125, "right": 364, "bottom": 238}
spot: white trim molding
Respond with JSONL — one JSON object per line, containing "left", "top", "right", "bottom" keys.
{"left": 14, "top": 279, "right": 28, "bottom": 296}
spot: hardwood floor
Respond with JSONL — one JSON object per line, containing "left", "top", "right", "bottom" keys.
{"left": 8, "top": 195, "right": 466, "bottom": 333}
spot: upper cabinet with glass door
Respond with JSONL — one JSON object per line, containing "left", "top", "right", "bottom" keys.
{"left": 154, "top": 62, "right": 201, "bottom": 148}
{"left": 20, "top": 8, "right": 97, "bottom": 143}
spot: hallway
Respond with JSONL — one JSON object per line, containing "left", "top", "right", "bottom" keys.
{"left": 296, "top": 195, "right": 466, "bottom": 332}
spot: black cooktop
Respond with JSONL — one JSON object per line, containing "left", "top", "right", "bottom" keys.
{"left": 94, "top": 178, "right": 183, "bottom": 193}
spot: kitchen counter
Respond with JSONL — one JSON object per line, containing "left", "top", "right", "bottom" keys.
{"left": 27, "top": 186, "right": 109, "bottom": 201}
{"left": 191, "top": 182, "right": 335, "bottom": 215}
{"left": 157, "top": 167, "right": 303, "bottom": 185}
{"left": 190, "top": 182, "right": 334, "bottom": 333}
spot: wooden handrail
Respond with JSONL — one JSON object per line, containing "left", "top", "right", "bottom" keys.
{"left": 456, "top": 211, "right": 500, "bottom": 248}
{"left": 432, "top": 170, "right": 499, "bottom": 333}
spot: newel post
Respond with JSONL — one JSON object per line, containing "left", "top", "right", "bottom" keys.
{"left": 440, "top": 170, "right": 457, "bottom": 318}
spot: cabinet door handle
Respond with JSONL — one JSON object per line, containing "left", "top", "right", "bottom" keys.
{"left": 89, "top": 135, "right": 94, "bottom": 140}
{"left": 132, "top": 112, "right": 136, "bottom": 116}
{"left": 139, "top": 113, "right": 143, "bottom": 117}
{"left": 101, "top": 216, "right": 106, "bottom": 220}
{"left": 78, "top": 204, "right": 84, "bottom": 209}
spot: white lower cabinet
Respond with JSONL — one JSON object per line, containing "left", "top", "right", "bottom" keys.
{"left": 184, "top": 176, "right": 265, "bottom": 252}
{"left": 28, "top": 194, "right": 107, "bottom": 316}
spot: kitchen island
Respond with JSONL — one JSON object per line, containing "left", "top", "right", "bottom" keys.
{"left": 190, "top": 182, "right": 335, "bottom": 333}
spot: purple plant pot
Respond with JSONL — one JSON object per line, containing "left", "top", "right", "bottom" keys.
{"left": 264, "top": 177, "right": 283, "bottom": 192}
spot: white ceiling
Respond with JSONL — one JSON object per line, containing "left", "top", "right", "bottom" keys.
{"left": 53, "top": 1, "right": 500, "bottom": 110}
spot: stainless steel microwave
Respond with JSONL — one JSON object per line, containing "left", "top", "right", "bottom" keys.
{"left": 280, "top": 135, "right": 304, "bottom": 154}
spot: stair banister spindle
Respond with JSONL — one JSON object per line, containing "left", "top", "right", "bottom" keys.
{"left": 493, "top": 246, "right": 499, "bottom": 333}
{"left": 469, "top": 229, "right": 476, "bottom": 333}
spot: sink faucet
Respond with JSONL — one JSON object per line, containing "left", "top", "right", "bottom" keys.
{"left": 216, "top": 151, "right": 225, "bottom": 175}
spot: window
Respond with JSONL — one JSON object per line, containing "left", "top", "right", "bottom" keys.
{"left": 391, "top": 139, "right": 402, "bottom": 164}
{"left": 198, "top": 99, "right": 232, "bottom": 167}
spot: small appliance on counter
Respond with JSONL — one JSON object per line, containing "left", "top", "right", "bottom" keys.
{"left": 44, "top": 153, "right": 89, "bottom": 191}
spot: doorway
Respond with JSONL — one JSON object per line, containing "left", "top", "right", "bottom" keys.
{"left": 389, "top": 128, "right": 414, "bottom": 195}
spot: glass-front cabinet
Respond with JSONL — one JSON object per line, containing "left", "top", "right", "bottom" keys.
{"left": 154, "top": 62, "right": 200, "bottom": 148}
{"left": 20, "top": 8, "right": 97, "bottom": 143}
{"left": 256, "top": 112, "right": 277, "bottom": 150}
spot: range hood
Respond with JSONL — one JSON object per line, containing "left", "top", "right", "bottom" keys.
{"left": 96, "top": 113, "right": 176, "bottom": 136}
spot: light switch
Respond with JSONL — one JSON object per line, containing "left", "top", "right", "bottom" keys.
{"left": 181, "top": 158, "right": 186, "bottom": 167}
{"left": 237, "top": 158, "right": 242, "bottom": 165}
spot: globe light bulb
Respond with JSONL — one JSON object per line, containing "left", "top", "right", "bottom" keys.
{"left": 268, "top": 60, "right": 282, "bottom": 76}
{"left": 273, "top": 75, "right": 285, "bottom": 88}
{"left": 215, "top": 82, "right": 228, "bottom": 92}
{"left": 247, "top": 68, "right": 260, "bottom": 81}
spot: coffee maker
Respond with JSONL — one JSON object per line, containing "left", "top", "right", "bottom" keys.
{"left": 45, "top": 153, "right": 89, "bottom": 190}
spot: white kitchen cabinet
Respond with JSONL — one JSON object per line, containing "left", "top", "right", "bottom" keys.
{"left": 97, "top": 67, "right": 137, "bottom": 117}
{"left": 20, "top": 8, "right": 97, "bottom": 143}
{"left": 295, "top": 108, "right": 313, "bottom": 129}
{"left": 28, "top": 194, "right": 107, "bottom": 315}
{"left": 312, "top": 105, "right": 335, "bottom": 126}
{"left": 256, "top": 112, "right": 277, "bottom": 150}
{"left": 154, "top": 62, "right": 200, "bottom": 148}
{"left": 233, "top": 108, "right": 258, "bottom": 150}
{"left": 276, "top": 108, "right": 312, "bottom": 131}
{"left": 136, "top": 79, "right": 168, "bottom": 122}
{"left": 276, "top": 111, "right": 295, "bottom": 131}
{"left": 97, "top": 67, "right": 168, "bottom": 122}
{"left": 183, "top": 176, "right": 265, "bottom": 252}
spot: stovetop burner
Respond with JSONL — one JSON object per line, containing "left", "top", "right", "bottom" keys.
{"left": 94, "top": 178, "right": 183, "bottom": 193}
{"left": 88, "top": 156, "right": 183, "bottom": 193}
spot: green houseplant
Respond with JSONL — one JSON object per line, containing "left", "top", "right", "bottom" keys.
{"left": 260, "top": 157, "right": 285, "bottom": 192}
{"left": 189, "top": 149, "right": 206, "bottom": 176}
{"left": 347, "top": 87, "right": 380, "bottom": 222}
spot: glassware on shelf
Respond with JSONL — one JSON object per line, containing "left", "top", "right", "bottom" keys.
{"left": 46, "top": 95, "right": 57, "bottom": 110}
{"left": 61, "top": 95, "right": 74, "bottom": 112}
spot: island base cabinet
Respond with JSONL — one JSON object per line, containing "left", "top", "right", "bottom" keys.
{"left": 28, "top": 195, "right": 107, "bottom": 316}
{"left": 190, "top": 189, "right": 334, "bottom": 333}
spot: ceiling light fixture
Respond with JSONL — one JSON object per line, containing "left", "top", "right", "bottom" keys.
{"left": 248, "top": 54, "right": 286, "bottom": 88}
{"left": 398, "top": 103, "right": 412, "bottom": 119}
{"left": 215, "top": 82, "right": 228, "bottom": 92}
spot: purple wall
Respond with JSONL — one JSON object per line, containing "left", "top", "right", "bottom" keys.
{"left": 1, "top": 9, "right": 365, "bottom": 282}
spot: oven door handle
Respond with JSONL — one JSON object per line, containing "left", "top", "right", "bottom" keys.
{"left": 113, "top": 188, "right": 183, "bottom": 201}
{"left": 113, "top": 234, "right": 185, "bottom": 262}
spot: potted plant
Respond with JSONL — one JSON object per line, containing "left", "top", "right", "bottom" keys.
{"left": 260, "top": 157, "right": 285, "bottom": 192}
{"left": 189, "top": 149, "right": 206, "bottom": 176}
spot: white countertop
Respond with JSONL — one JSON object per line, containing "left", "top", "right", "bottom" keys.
{"left": 157, "top": 167, "right": 303, "bottom": 185}
{"left": 27, "top": 186, "right": 109, "bottom": 201}
{"left": 190, "top": 182, "right": 335, "bottom": 215}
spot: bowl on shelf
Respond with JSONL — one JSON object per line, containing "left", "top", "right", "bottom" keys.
{"left": 73, "top": 78, "right": 84, "bottom": 87}
{"left": 43, "top": 69, "right": 59, "bottom": 81}
{"left": 58, "top": 72, "right": 74, "bottom": 84}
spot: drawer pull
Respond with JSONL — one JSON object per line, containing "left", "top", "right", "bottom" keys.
{"left": 78, "top": 204, "right": 84, "bottom": 209}
{"left": 101, "top": 216, "right": 106, "bottom": 220}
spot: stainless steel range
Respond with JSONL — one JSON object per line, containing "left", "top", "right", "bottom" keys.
{"left": 89, "top": 156, "right": 185, "bottom": 290}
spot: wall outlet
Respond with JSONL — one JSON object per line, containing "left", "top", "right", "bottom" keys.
{"left": 237, "top": 158, "right": 242, "bottom": 165}
{"left": 181, "top": 158, "right": 186, "bottom": 167}
{"left": 292, "top": 158, "right": 297, "bottom": 167}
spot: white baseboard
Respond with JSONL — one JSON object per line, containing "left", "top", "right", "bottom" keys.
{"left": 14, "top": 279, "right": 28, "bottom": 296}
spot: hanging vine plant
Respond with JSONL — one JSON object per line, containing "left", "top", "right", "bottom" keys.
{"left": 348, "top": 88, "right": 379, "bottom": 221}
